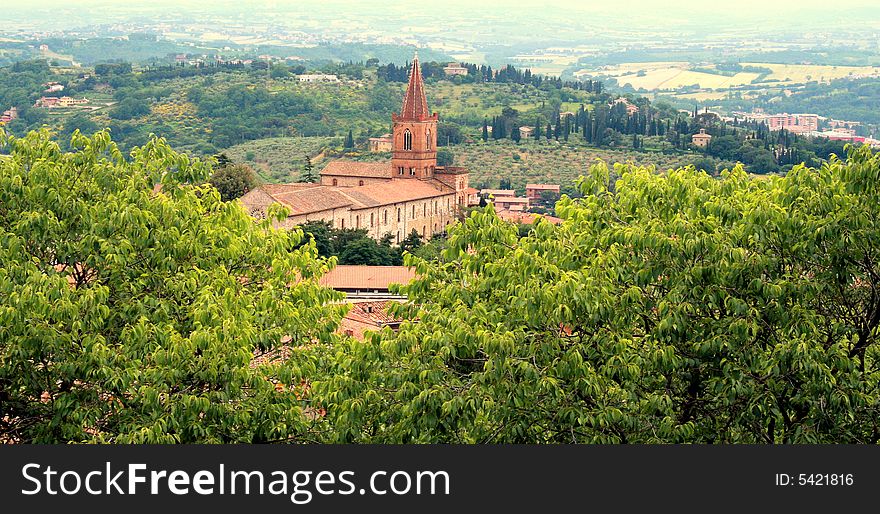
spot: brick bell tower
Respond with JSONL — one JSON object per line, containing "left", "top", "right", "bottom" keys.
{"left": 391, "top": 53, "right": 438, "bottom": 179}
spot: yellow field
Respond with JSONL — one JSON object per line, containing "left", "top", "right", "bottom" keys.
{"left": 579, "top": 61, "right": 880, "bottom": 93}
{"left": 614, "top": 68, "right": 760, "bottom": 91}
{"left": 741, "top": 62, "right": 880, "bottom": 83}
{"left": 668, "top": 90, "right": 735, "bottom": 101}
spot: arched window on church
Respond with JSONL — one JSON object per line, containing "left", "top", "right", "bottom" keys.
{"left": 359, "top": 180, "right": 364, "bottom": 186}
{"left": 427, "top": 129, "right": 432, "bottom": 150}
{"left": 397, "top": 208, "right": 401, "bottom": 222}
{"left": 370, "top": 213, "right": 374, "bottom": 227}
{"left": 384, "top": 210, "right": 388, "bottom": 224}
{"left": 403, "top": 129, "right": 412, "bottom": 151}
{"left": 332, "top": 179, "right": 338, "bottom": 186}
{"left": 355, "top": 215, "right": 360, "bottom": 228}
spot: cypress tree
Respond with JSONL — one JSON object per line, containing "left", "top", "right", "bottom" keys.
{"left": 482, "top": 119, "right": 489, "bottom": 142}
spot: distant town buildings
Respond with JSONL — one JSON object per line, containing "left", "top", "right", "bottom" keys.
{"left": 465, "top": 187, "right": 480, "bottom": 207}
{"left": 519, "top": 126, "right": 534, "bottom": 139}
{"left": 0, "top": 107, "right": 18, "bottom": 123}
{"left": 34, "top": 96, "right": 89, "bottom": 108}
{"left": 443, "top": 62, "right": 468, "bottom": 76}
{"left": 611, "top": 97, "right": 639, "bottom": 115}
{"left": 692, "top": 128, "right": 712, "bottom": 148}
{"left": 811, "top": 130, "right": 866, "bottom": 144}
{"left": 34, "top": 97, "right": 59, "bottom": 108}
{"left": 493, "top": 196, "right": 530, "bottom": 212}
{"left": 480, "top": 188, "right": 515, "bottom": 198}
{"left": 736, "top": 112, "right": 819, "bottom": 134}
{"left": 368, "top": 133, "right": 393, "bottom": 152}
{"left": 525, "top": 184, "right": 561, "bottom": 202}
{"left": 497, "top": 210, "right": 562, "bottom": 225}
{"left": 57, "top": 96, "right": 89, "bottom": 108}
{"left": 43, "top": 82, "right": 64, "bottom": 93}
{"left": 298, "top": 74, "right": 340, "bottom": 83}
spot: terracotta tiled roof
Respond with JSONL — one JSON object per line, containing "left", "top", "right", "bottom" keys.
{"left": 399, "top": 54, "right": 430, "bottom": 120}
{"left": 270, "top": 186, "right": 355, "bottom": 214}
{"left": 320, "top": 161, "right": 391, "bottom": 178}
{"left": 262, "top": 183, "right": 322, "bottom": 194}
{"left": 497, "top": 210, "right": 563, "bottom": 225}
{"left": 465, "top": 187, "right": 479, "bottom": 194}
{"left": 345, "top": 300, "right": 404, "bottom": 325}
{"left": 526, "top": 184, "right": 561, "bottom": 191}
{"left": 480, "top": 189, "right": 516, "bottom": 197}
{"left": 249, "top": 176, "right": 455, "bottom": 217}
{"left": 494, "top": 196, "right": 529, "bottom": 204}
{"left": 320, "top": 265, "right": 416, "bottom": 290}
{"left": 341, "top": 178, "right": 453, "bottom": 208}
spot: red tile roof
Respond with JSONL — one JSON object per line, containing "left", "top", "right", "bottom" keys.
{"left": 497, "top": 210, "right": 562, "bottom": 225}
{"left": 342, "top": 179, "right": 453, "bottom": 208}
{"left": 249, "top": 177, "right": 455, "bottom": 217}
{"left": 320, "top": 161, "right": 392, "bottom": 178}
{"left": 320, "top": 265, "right": 416, "bottom": 290}
{"left": 494, "top": 196, "right": 529, "bottom": 204}
{"left": 526, "top": 184, "right": 561, "bottom": 191}
{"left": 344, "top": 300, "right": 404, "bottom": 325}
{"left": 271, "top": 186, "right": 355, "bottom": 215}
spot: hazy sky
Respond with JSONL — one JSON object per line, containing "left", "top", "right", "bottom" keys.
{"left": 5, "top": 0, "right": 879, "bottom": 34}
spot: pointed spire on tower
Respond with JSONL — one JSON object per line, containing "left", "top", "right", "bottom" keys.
{"left": 400, "top": 52, "right": 430, "bottom": 120}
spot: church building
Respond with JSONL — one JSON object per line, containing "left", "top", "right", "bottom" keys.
{"left": 240, "top": 54, "right": 470, "bottom": 243}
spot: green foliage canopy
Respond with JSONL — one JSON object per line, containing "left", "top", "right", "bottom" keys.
{"left": 316, "top": 147, "right": 880, "bottom": 443}
{"left": 0, "top": 129, "right": 344, "bottom": 443}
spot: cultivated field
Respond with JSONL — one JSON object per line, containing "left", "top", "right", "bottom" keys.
{"left": 580, "top": 61, "right": 880, "bottom": 93}
{"left": 448, "top": 139, "right": 717, "bottom": 195}
{"left": 740, "top": 62, "right": 880, "bottom": 83}
{"left": 223, "top": 136, "right": 341, "bottom": 183}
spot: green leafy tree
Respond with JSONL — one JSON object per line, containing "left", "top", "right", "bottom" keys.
{"left": 437, "top": 148, "right": 454, "bottom": 167}
{"left": 399, "top": 229, "right": 423, "bottom": 255}
{"left": 209, "top": 163, "right": 260, "bottom": 201}
{"left": 300, "top": 154, "right": 316, "bottom": 183}
{"left": 0, "top": 129, "right": 344, "bottom": 443}
{"left": 339, "top": 238, "right": 386, "bottom": 265}
{"left": 316, "top": 148, "right": 880, "bottom": 443}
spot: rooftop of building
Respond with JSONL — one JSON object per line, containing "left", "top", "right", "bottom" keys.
{"left": 526, "top": 183, "right": 561, "bottom": 190}
{"left": 320, "top": 161, "right": 392, "bottom": 178}
{"left": 497, "top": 210, "right": 563, "bottom": 225}
{"left": 246, "top": 177, "right": 456, "bottom": 216}
{"left": 480, "top": 189, "right": 516, "bottom": 196}
{"left": 319, "top": 265, "right": 417, "bottom": 291}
